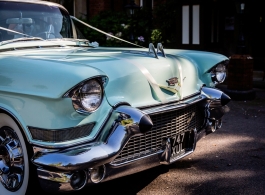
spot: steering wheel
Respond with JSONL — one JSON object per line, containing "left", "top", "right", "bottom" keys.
{"left": 32, "top": 18, "right": 56, "bottom": 39}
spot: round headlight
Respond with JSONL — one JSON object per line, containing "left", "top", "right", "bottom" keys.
{"left": 211, "top": 63, "right": 227, "bottom": 84}
{"left": 64, "top": 77, "right": 107, "bottom": 114}
{"left": 215, "top": 64, "right": 226, "bottom": 82}
{"left": 80, "top": 79, "right": 103, "bottom": 112}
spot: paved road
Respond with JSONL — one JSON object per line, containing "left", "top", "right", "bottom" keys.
{"left": 53, "top": 87, "right": 265, "bottom": 195}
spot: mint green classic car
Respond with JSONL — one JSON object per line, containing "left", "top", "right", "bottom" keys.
{"left": 0, "top": 0, "right": 230, "bottom": 194}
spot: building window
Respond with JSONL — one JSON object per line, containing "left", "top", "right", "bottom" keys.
{"left": 182, "top": 5, "right": 200, "bottom": 45}
{"left": 192, "top": 5, "right": 200, "bottom": 44}
{"left": 182, "top": 5, "right": 189, "bottom": 44}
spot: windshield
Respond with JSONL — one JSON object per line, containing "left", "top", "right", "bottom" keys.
{"left": 0, "top": 1, "right": 73, "bottom": 41}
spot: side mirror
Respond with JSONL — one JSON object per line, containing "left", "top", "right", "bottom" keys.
{"left": 6, "top": 18, "right": 33, "bottom": 24}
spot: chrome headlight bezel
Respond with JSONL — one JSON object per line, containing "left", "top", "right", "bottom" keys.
{"left": 210, "top": 60, "right": 228, "bottom": 84}
{"left": 64, "top": 76, "right": 108, "bottom": 114}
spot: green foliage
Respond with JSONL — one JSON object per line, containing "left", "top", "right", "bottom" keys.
{"left": 76, "top": 8, "right": 152, "bottom": 47}
{"left": 74, "top": 1, "right": 180, "bottom": 48}
{"left": 152, "top": 0, "right": 179, "bottom": 48}
{"left": 151, "top": 29, "right": 162, "bottom": 46}
{"left": 128, "top": 7, "right": 153, "bottom": 46}
{"left": 73, "top": 11, "right": 128, "bottom": 46}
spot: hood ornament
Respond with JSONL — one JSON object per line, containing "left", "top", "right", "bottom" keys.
{"left": 159, "top": 77, "right": 180, "bottom": 95}
{"left": 166, "top": 77, "right": 178, "bottom": 86}
{"left": 157, "top": 43, "right": 166, "bottom": 58}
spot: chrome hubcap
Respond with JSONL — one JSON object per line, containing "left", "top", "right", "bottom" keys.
{"left": 0, "top": 126, "right": 24, "bottom": 192}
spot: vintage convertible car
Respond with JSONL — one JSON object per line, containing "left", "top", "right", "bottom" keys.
{"left": 0, "top": 0, "right": 230, "bottom": 194}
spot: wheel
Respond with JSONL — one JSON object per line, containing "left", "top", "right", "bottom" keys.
{"left": 0, "top": 113, "right": 29, "bottom": 195}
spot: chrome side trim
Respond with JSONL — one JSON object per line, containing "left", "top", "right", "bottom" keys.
{"left": 141, "top": 95, "right": 203, "bottom": 115}
{"left": 137, "top": 92, "right": 200, "bottom": 110}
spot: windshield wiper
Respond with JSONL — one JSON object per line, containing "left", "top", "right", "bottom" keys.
{"left": 0, "top": 26, "right": 44, "bottom": 46}
{"left": 0, "top": 25, "right": 99, "bottom": 48}
{"left": 47, "top": 38, "right": 99, "bottom": 48}
{"left": 0, "top": 37, "right": 45, "bottom": 46}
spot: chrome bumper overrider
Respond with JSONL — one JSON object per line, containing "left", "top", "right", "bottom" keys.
{"left": 31, "top": 87, "right": 230, "bottom": 193}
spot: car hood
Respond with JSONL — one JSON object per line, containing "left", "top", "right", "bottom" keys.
{"left": 0, "top": 44, "right": 228, "bottom": 107}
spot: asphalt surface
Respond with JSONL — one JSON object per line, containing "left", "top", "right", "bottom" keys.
{"left": 43, "top": 80, "right": 265, "bottom": 195}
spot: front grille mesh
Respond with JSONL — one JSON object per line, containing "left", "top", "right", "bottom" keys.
{"left": 112, "top": 103, "right": 204, "bottom": 165}
{"left": 28, "top": 123, "right": 95, "bottom": 142}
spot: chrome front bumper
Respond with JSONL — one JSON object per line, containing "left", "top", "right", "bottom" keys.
{"left": 31, "top": 87, "right": 230, "bottom": 193}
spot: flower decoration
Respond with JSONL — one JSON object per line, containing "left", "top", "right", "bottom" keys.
{"left": 106, "top": 32, "right": 114, "bottom": 40}
{"left": 115, "top": 32, "right": 122, "bottom": 37}
{"left": 138, "top": 36, "right": 145, "bottom": 42}
{"left": 121, "top": 24, "right": 129, "bottom": 29}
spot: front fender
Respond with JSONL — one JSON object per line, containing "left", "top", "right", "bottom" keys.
{"left": 0, "top": 104, "right": 31, "bottom": 142}
{"left": 31, "top": 105, "right": 153, "bottom": 171}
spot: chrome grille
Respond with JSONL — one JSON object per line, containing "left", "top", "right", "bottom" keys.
{"left": 112, "top": 103, "right": 204, "bottom": 165}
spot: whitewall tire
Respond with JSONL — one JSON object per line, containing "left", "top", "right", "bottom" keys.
{"left": 0, "top": 113, "right": 29, "bottom": 195}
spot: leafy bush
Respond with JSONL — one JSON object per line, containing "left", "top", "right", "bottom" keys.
{"left": 76, "top": 8, "right": 152, "bottom": 47}
{"left": 74, "top": 2, "right": 180, "bottom": 48}
{"left": 152, "top": 0, "right": 178, "bottom": 48}
{"left": 151, "top": 29, "right": 162, "bottom": 46}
